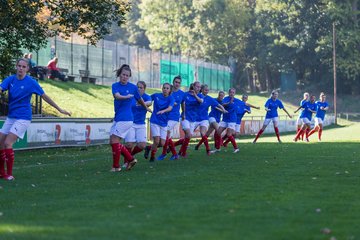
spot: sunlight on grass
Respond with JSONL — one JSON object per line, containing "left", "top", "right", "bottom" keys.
{"left": 0, "top": 224, "right": 74, "bottom": 235}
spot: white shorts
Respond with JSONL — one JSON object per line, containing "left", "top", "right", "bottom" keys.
{"left": 235, "top": 124, "right": 241, "bottom": 133}
{"left": 296, "top": 116, "right": 303, "bottom": 126}
{"left": 125, "top": 124, "right": 147, "bottom": 143}
{"left": 167, "top": 120, "right": 178, "bottom": 131}
{"left": 315, "top": 117, "right": 323, "bottom": 125}
{"left": 0, "top": 118, "right": 31, "bottom": 139}
{"left": 301, "top": 117, "right": 311, "bottom": 125}
{"left": 181, "top": 120, "right": 197, "bottom": 135}
{"left": 263, "top": 117, "right": 279, "bottom": 127}
{"left": 150, "top": 123, "right": 167, "bottom": 140}
{"left": 219, "top": 121, "right": 236, "bottom": 130}
{"left": 209, "top": 117, "right": 217, "bottom": 124}
{"left": 110, "top": 121, "right": 133, "bottom": 139}
{"left": 195, "top": 120, "right": 209, "bottom": 129}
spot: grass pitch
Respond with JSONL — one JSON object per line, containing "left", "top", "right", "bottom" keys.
{"left": 0, "top": 123, "right": 359, "bottom": 240}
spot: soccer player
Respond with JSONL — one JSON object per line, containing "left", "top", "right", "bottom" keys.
{"left": 147, "top": 83, "right": 174, "bottom": 162}
{"left": 194, "top": 84, "right": 226, "bottom": 155}
{"left": 223, "top": 94, "right": 251, "bottom": 147}
{"left": 124, "top": 81, "right": 152, "bottom": 162}
{"left": 253, "top": 90, "right": 292, "bottom": 143}
{"left": 293, "top": 95, "right": 317, "bottom": 142}
{"left": 157, "top": 76, "right": 185, "bottom": 161}
{"left": 296, "top": 92, "right": 309, "bottom": 140}
{"left": 110, "top": 64, "right": 151, "bottom": 172}
{"left": 178, "top": 81, "right": 204, "bottom": 157}
{"left": 0, "top": 58, "right": 71, "bottom": 180}
{"left": 308, "top": 92, "right": 329, "bottom": 141}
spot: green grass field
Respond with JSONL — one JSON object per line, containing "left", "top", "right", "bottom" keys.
{"left": 1, "top": 123, "right": 359, "bottom": 240}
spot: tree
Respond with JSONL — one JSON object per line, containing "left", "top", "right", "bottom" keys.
{"left": 0, "top": 0, "right": 130, "bottom": 78}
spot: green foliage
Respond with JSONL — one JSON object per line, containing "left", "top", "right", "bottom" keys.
{"left": 0, "top": 0, "right": 130, "bottom": 79}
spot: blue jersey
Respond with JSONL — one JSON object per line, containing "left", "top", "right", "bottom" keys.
{"left": 315, "top": 101, "right": 329, "bottom": 120}
{"left": 300, "top": 101, "right": 317, "bottom": 121}
{"left": 209, "top": 99, "right": 223, "bottom": 123}
{"left": 265, "top": 98, "right": 284, "bottom": 118}
{"left": 299, "top": 99, "right": 308, "bottom": 116}
{"left": 168, "top": 89, "right": 185, "bottom": 121}
{"left": 222, "top": 97, "right": 241, "bottom": 123}
{"left": 197, "top": 95, "right": 219, "bottom": 121}
{"left": 112, "top": 82, "right": 141, "bottom": 122}
{"left": 0, "top": 75, "right": 44, "bottom": 120}
{"left": 132, "top": 93, "right": 151, "bottom": 125}
{"left": 150, "top": 93, "right": 175, "bottom": 127}
{"left": 236, "top": 104, "right": 251, "bottom": 124}
{"left": 183, "top": 92, "right": 203, "bottom": 122}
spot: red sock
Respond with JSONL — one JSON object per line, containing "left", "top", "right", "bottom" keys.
{"left": 318, "top": 128, "right": 323, "bottom": 140}
{"left": 196, "top": 138, "right": 204, "bottom": 148}
{"left": 0, "top": 149, "right": 6, "bottom": 177}
{"left": 222, "top": 135, "right": 228, "bottom": 141}
{"left": 301, "top": 131, "right": 305, "bottom": 140}
{"left": 126, "top": 146, "right": 132, "bottom": 154}
{"left": 168, "top": 138, "right": 177, "bottom": 155}
{"left": 228, "top": 135, "right": 238, "bottom": 149}
{"left": 295, "top": 129, "right": 304, "bottom": 140}
{"left": 254, "top": 129, "right": 264, "bottom": 142}
{"left": 4, "top": 148, "right": 14, "bottom": 176}
{"left": 111, "top": 143, "right": 121, "bottom": 168}
{"left": 151, "top": 148, "right": 157, "bottom": 159}
{"left": 202, "top": 135, "right": 210, "bottom": 151}
{"left": 223, "top": 138, "right": 230, "bottom": 146}
{"left": 174, "top": 138, "right": 184, "bottom": 147}
{"left": 162, "top": 138, "right": 169, "bottom": 155}
{"left": 131, "top": 146, "right": 143, "bottom": 155}
{"left": 214, "top": 132, "right": 221, "bottom": 149}
{"left": 274, "top": 127, "right": 280, "bottom": 141}
{"left": 179, "top": 138, "right": 190, "bottom": 156}
{"left": 305, "top": 128, "right": 310, "bottom": 139}
{"left": 121, "top": 145, "right": 134, "bottom": 163}
{"left": 308, "top": 128, "right": 316, "bottom": 137}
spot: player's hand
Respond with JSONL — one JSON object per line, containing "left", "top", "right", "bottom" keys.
{"left": 146, "top": 107, "right": 152, "bottom": 113}
{"left": 224, "top": 110, "right": 228, "bottom": 114}
{"left": 256, "top": 107, "right": 260, "bottom": 110}
{"left": 60, "top": 109, "right": 71, "bottom": 116}
{"left": 157, "top": 110, "right": 165, "bottom": 115}
{"left": 126, "top": 94, "right": 134, "bottom": 99}
{"left": 289, "top": 115, "right": 292, "bottom": 119}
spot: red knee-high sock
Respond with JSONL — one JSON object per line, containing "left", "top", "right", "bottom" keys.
{"left": 274, "top": 127, "right": 280, "bottom": 141}
{"left": 254, "top": 129, "right": 264, "bottom": 142}
{"left": 174, "top": 138, "right": 184, "bottom": 147}
{"left": 228, "top": 135, "right": 238, "bottom": 149}
{"left": 305, "top": 128, "right": 310, "bottom": 139}
{"left": 121, "top": 145, "right": 134, "bottom": 163}
{"left": 295, "top": 129, "right": 304, "bottom": 140}
{"left": 168, "top": 138, "right": 177, "bottom": 155}
{"left": 131, "top": 146, "right": 143, "bottom": 156}
{"left": 151, "top": 148, "right": 157, "bottom": 159}
{"left": 222, "top": 135, "right": 228, "bottom": 141}
{"left": 111, "top": 143, "right": 121, "bottom": 168}
{"left": 196, "top": 138, "right": 205, "bottom": 148}
{"left": 162, "top": 138, "right": 169, "bottom": 155}
{"left": 179, "top": 138, "right": 190, "bottom": 156}
{"left": 308, "top": 128, "right": 317, "bottom": 137}
{"left": 202, "top": 135, "right": 210, "bottom": 151}
{"left": 301, "top": 130, "right": 305, "bottom": 140}
{"left": 126, "top": 146, "right": 132, "bottom": 154}
{"left": 214, "top": 132, "right": 221, "bottom": 149}
{"left": 0, "top": 149, "right": 6, "bottom": 177}
{"left": 223, "top": 138, "right": 230, "bottom": 146}
{"left": 5, "top": 148, "right": 14, "bottom": 176}
{"left": 318, "top": 128, "right": 323, "bottom": 140}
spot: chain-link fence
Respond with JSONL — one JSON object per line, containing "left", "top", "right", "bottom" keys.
{"left": 30, "top": 36, "right": 232, "bottom": 89}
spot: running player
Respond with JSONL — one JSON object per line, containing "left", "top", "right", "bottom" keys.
{"left": 294, "top": 95, "right": 317, "bottom": 142}
{"left": 194, "top": 84, "right": 226, "bottom": 155}
{"left": 157, "top": 76, "right": 185, "bottom": 160}
{"left": 308, "top": 92, "right": 329, "bottom": 141}
{"left": 147, "top": 83, "right": 174, "bottom": 162}
{"left": 253, "top": 90, "right": 292, "bottom": 143}
{"left": 0, "top": 58, "right": 71, "bottom": 180}
{"left": 110, "top": 64, "right": 151, "bottom": 172}
{"left": 296, "top": 92, "right": 309, "bottom": 140}
{"left": 124, "top": 81, "right": 152, "bottom": 162}
{"left": 178, "top": 81, "right": 203, "bottom": 157}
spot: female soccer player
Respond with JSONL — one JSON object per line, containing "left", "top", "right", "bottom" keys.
{"left": 110, "top": 64, "right": 151, "bottom": 172}
{"left": 124, "top": 81, "right": 152, "bottom": 160}
{"left": 253, "top": 90, "right": 292, "bottom": 143}
{"left": 157, "top": 76, "right": 185, "bottom": 161}
{"left": 308, "top": 92, "right": 329, "bottom": 141}
{"left": 293, "top": 95, "right": 317, "bottom": 142}
{"left": 0, "top": 58, "right": 71, "bottom": 180}
{"left": 147, "top": 83, "right": 174, "bottom": 162}
{"left": 296, "top": 92, "right": 309, "bottom": 140}
{"left": 194, "top": 84, "right": 226, "bottom": 155}
{"left": 178, "top": 81, "right": 203, "bottom": 158}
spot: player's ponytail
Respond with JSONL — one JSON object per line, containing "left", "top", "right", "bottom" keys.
{"left": 115, "top": 64, "right": 131, "bottom": 78}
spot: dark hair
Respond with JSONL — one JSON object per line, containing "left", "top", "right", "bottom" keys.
{"left": 200, "top": 84, "right": 208, "bottom": 93}
{"left": 17, "top": 58, "right": 30, "bottom": 67}
{"left": 173, "top": 75, "right": 182, "bottom": 83}
{"left": 163, "top": 83, "right": 173, "bottom": 95}
{"left": 137, "top": 81, "right": 147, "bottom": 89}
{"left": 189, "top": 83, "right": 194, "bottom": 91}
{"left": 115, "top": 64, "right": 131, "bottom": 77}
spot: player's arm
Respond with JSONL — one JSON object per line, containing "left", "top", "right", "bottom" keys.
{"left": 137, "top": 97, "right": 152, "bottom": 113}
{"left": 294, "top": 106, "right": 302, "bottom": 113}
{"left": 215, "top": 104, "right": 228, "bottom": 113}
{"left": 193, "top": 93, "right": 204, "bottom": 103}
{"left": 181, "top": 102, "right": 185, "bottom": 120}
{"left": 283, "top": 108, "right": 292, "bottom": 118}
{"left": 41, "top": 93, "right": 71, "bottom": 116}
{"left": 245, "top": 102, "right": 260, "bottom": 110}
{"left": 144, "top": 101, "right": 152, "bottom": 107}
{"left": 114, "top": 92, "right": 133, "bottom": 100}
{"left": 157, "top": 106, "right": 173, "bottom": 115}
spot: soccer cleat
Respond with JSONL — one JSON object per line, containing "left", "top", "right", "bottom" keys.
{"left": 194, "top": 145, "right": 199, "bottom": 150}
{"left": 210, "top": 149, "right": 220, "bottom": 154}
{"left": 223, "top": 142, "right": 228, "bottom": 148}
{"left": 233, "top": 148, "right": 240, "bottom": 153}
{"left": 318, "top": 138, "right": 322, "bottom": 142}
{"left": 169, "top": 154, "right": 179, "bottom": 160}
{"left": 206, "top": 150, "right": 212, "bottom": 156}
{"left": 122, "top": 163, "right": 128, "bottom": 170}
{"left": 166, "top": 147, "right": 171, "bottom": 154}
{"left": 305, "top": 138, "right": 309, "bottom": 142}
{"left": 4, "top": 175, "right": 15, "bottom": 181}
{"left": 278, "top": 139, "right": 282, "bottom": 143}
{"left": 157, "top": 154, "right": 167, "bottom": 161}
{"left": 110, "top": 167, "right": 121, "bottom": 172}
{"left": 252, "top": 140, "right": 257, "bottom": 144}
{"left": 126, "top": 159, "right": 138, "bottom": 171}
{"left": 149, "top": 156, "right": 155, "bottom": 162}
{"left": 144, "top": 146, "right": 151, "bottom": 159}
